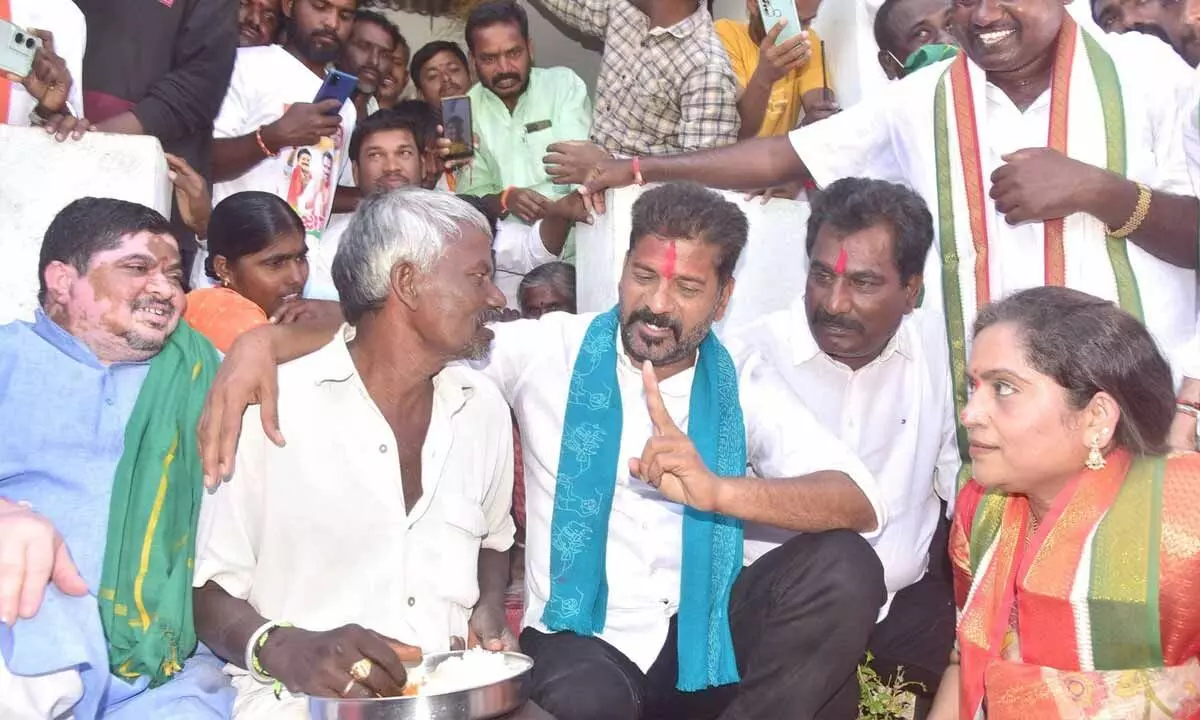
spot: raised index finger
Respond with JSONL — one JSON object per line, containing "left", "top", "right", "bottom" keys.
{"left": 641, "top": 360, "right": 679, "bottom": 436}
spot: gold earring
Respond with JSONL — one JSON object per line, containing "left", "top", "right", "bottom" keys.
{"left": 1086, "top": 434, "right": 1106, "bottom": 471}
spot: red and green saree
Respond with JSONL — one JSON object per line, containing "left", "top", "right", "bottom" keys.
{"left": 951, "top": 450, "right": 1200, "bottom": 718}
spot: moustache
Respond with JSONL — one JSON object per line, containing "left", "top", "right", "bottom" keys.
{"left": 493, "top": 73, "right": 522, "bottom": 85}
{"left": 627, "top": 308, "right": 682, "bottom": 340}
{"left": 813, "top": 309, "right": 863, "bottom": 334}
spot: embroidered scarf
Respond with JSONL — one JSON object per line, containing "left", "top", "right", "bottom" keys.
{"left": 542, "top": 307, "right": 745, "bottom": 691}
{"left": 951, "top": 451, "right": 1200, "bottom": 718}
{"left": 933, "top": 16, "right": 1143, "bottom": 489}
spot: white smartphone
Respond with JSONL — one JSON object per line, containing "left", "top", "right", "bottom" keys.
{"left": 0, "top": 19, "right": 41, "bottom": 78}
{"left": 757, "top": 0, "right": 805, "bottom": 44}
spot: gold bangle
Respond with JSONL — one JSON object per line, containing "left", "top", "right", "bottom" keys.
{"left": 1106, "top": 183, "right": 1152, "bottom": 239}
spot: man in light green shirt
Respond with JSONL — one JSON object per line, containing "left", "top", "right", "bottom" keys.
{"left": 459, "top": 0, "right": 593, "bottom": 223}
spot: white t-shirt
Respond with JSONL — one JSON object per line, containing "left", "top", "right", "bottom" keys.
{"left": 479, "top": 312, "right": 885, "bottom": 672}
{"left": 727, "top": 301, "right": 958, "bottom": 618}
{"left": 4, "top": 0, "right": 85, "bottom": 126}
{"left": 211, "top": 45, "right": 357, "bottom": 236}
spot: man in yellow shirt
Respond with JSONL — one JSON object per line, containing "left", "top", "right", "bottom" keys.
{"left": 715, "top": 0, "right": 838, "bottom": 139}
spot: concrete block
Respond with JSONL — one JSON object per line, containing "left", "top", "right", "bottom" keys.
{"left": 577, "top": 185, "right": 812, "bottom": 333}
{"left": 0, "top": 125, "right": 171, "bottom": 324}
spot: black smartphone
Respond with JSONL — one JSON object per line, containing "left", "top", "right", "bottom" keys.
{"left": 313, "top": 69, "right": 358, "bottom": 112}
{"left": 440, "top": 95, "right": 474, "bottom": 160}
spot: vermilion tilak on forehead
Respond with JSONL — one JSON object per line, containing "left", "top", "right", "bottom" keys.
{"left": 661, "top": 239, "right": 677, "bottom": 281}
{"left": 834, "top": 246, "right": 848, "bottom": 275}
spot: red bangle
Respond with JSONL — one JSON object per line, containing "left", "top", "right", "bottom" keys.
{"left": 1178, "top": 398, "right": 1200, "bottom": 411}
{"left": 500, "top": 186, "right": 515, "bottom": 215}
{"left": 255, "top": 126, "right": 276, "bottom": 158}
{"left": 631, "top": 156, "right": 646, "bottom": 186}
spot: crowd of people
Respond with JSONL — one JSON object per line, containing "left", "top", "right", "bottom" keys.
{"left": 3, "top": 0, "right": 1200, "bottom": 719}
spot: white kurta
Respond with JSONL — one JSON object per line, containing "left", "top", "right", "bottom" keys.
{"left": 727, "top": 301, "right": 958, "bottom": 618}
{"left": 479, "top": 312, "right": 886, "bottom": 672}
{"left": 193, "top": 337, "right": 515, "bottom": 720}
{"left": 790, "top": 28, "right": 1199, "bottom": 384}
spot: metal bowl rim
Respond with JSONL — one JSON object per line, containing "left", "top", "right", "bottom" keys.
{"left": 307, "top": 651, "right": 534, "bottom": 705}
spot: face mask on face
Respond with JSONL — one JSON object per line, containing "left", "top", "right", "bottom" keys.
{"left": 898, "top": 43, "right": 960, "bottom": 73}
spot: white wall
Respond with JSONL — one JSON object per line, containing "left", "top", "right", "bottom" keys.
{"left": 0, "top": 125, "right": 171, "bottom": 324}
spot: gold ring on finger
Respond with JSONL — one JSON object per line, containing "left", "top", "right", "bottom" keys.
{"left": 341, "top": 678, "right": 358, "bottom": 696}
{"left": 349, "top": 658, "right": 373, "bottom": 683}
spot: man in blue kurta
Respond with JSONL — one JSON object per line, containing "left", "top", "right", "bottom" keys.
{"left": 0, "top": 197, "right": 231, "bottom": 719}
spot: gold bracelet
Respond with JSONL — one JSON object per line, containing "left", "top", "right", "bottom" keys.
{"left": 1106, "top": 183, "right": 1152, "bottom": 239}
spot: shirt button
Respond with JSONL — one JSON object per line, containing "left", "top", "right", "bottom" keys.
{"left": 105, "top": 397, "right": 115, "bottom": 406}
{"left": 408, "top": 597, "right": 416, "bottom": 607}
{"left": 379, "top": 444, "right": 388, "bottom": 453}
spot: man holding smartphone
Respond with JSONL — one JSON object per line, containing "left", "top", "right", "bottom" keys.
{"left": 458, "top": 1, "right": 593, "bottom": 225}
{"left": 715, "top": 0, "right": 839, "bottom": 139}
{"left": 0, "top": 0, "right": 86, "bottom": 140}
{"left": 205, "top": 0, "right": 359, "bottom": 289}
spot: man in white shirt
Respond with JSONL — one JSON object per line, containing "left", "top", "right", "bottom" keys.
{"left": 208, "top": 0, "right": 359, "bottom": 240}
{"left": 557, "top": 0, "right": 1200, "bottom": 459}
{"left": 195, "top": 182, "right": 888, "bottom": 720}
{"left": 728, "top": 177, "right": 958, "bottom": 708}
{"left": 190, "top": 190, "right": 525, "bottom": 719}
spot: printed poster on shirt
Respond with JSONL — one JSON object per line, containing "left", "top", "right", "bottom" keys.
{"left": 278, "top": 104, "right": 346, "bottom": 237}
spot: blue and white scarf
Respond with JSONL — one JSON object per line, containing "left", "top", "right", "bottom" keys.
{"left": 541, "top": 307, "right": 746, "bottom": 691}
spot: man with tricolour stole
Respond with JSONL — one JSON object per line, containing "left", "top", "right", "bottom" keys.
{"left": 0, "top": 198, "right": 231, "bottom": 718}
{"left": 550, "top": 0, "right": 1200, "bottom": 459}
{"left": 194, "top": 182, "right": 889, "bottom": 720}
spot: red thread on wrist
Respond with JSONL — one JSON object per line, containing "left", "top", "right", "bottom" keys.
{"left": 255, "top": 126, "right": 277, "bottom": 158}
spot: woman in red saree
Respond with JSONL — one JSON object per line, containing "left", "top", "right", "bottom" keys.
{"left": 930, "top": 287, "right": 1200, "bottom": 720}
{"left": 185, "top": 192, "right": 318, "bottom": 353}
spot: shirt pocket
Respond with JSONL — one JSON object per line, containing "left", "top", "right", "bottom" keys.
{"left": 631, "top": 74, "right": 673, "bottom": 119}
{"left": 436, "top": 498, "right": 488, "bottom": 607}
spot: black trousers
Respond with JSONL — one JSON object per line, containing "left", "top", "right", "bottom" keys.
{"left": 522, "top": 530, "right": 887, "bottom": 720}
{"left": 866, "top": 512, "right": 957, "bottom": 705}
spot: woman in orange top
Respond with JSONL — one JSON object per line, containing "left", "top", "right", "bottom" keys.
{"left": 185, "top": 192, "right": 313, "bottom": 353}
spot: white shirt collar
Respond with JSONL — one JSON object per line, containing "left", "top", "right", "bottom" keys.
{"left": 311, "top": 334, "right": 475, "bottom": 416}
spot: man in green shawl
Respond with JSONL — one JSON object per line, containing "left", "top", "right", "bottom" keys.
{"left": 0, "top": 198, "right": 231, "bottom": 719}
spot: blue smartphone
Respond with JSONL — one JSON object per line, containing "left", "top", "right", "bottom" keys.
{"left": 313, "top": 69, "right": 358, "bottom": 112}
{"left": 757, "top": 0, "right": 805, "bottom": 44}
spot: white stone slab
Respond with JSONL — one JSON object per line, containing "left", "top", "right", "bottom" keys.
{"left": 576, "top": 185, "right": 812, "bottom": 334}
{"left": 0, "top": 125, "right": 171, "bottom": 324}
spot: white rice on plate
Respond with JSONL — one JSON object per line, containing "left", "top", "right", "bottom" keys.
{"left": 407, "top": 649, "right": 522, "bottom": 696}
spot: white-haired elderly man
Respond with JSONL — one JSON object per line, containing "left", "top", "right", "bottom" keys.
{"left": 188, "top": 189, "right": 542, "bottom": 718}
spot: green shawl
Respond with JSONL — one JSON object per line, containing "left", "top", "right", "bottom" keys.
{"left": 97, "top": 319, "right": 219, "bottom": 686}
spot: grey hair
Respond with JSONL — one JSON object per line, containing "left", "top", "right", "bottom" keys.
{"left": 333, "top": 187, "right": 491, "bottom": 323}
{"left": 518, "top": 261, "right": 576, "bottom": 310}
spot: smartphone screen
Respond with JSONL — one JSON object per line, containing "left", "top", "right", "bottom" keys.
{"left": 441, "top": 95, "right": 474, "bottom": 160}
{"left": 0, "top": 20, "right": 40, "bottom": 79}
{"left": 758, "top": 0, "right": 805, "bottom": 44}
{"left": 313, "top": 69, "right": 358, "bottom": 112}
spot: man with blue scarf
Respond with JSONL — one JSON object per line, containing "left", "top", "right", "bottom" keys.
{"left": 193, "top": 181, "right": 888, "bottom": 720}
